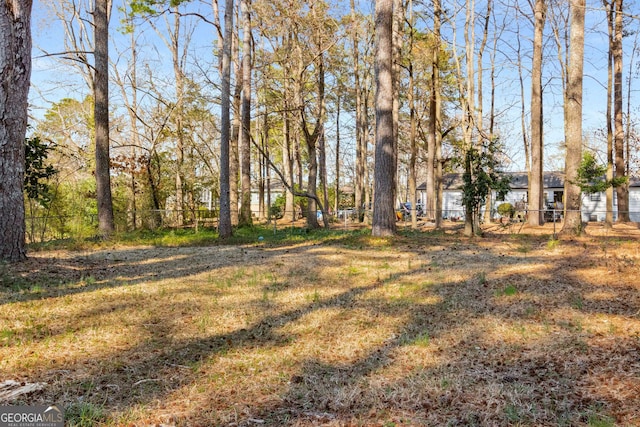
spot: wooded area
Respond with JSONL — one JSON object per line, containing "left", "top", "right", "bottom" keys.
{"left": 1, "top": 0, "right": 640, "bottom": 258}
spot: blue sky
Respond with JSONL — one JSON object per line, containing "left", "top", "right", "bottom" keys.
{"left": 28, "top": 0, "right": 640, "bottom": 174}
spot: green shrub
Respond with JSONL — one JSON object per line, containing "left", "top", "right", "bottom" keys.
{"left": 497, "top": 202, "right": 515, "bottom": 218}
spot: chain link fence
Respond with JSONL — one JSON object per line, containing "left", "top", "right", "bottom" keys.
{"left": 25, "top": 209, "right": 219, "bottom": 244}
{"left": 25, "top": 207, "right": 639, "bottom": 244}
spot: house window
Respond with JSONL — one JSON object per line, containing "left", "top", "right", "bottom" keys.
{"left": 590, "top": 193, "right": 601, "bottom": 202}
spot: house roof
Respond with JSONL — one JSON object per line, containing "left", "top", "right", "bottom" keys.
{"left": 417, "top": 171, "right": 639, "bottom": 191}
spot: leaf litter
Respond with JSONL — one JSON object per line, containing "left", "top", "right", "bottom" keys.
{"left": 0, "top": 222, "right": 638, "bottom": 426}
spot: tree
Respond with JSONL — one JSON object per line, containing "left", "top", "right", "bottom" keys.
{"left": 0, "top": 0, "right": 32, "bottom": 261}
{"left": 575, "top": 151, "right": 626, "bottom": 195}
{"left": 218, "top": 0, "right": 234, "bottom": 238}
{"left": 605, "top": 0, "right": 615, "bottom": 226}
{"left": 459, "top": 139, "right": 511, "bottom": 237}
{"left": 431, "top": 0, "right": 443, "bottom": 229}
{"left": 562, "top": 0, "right": 585, "bottom": 235}
{"left": 41, "top": 0, "right": 115, "bottom": 236}
{"left": 238, "top": 0, "right": 252, "bottom": 227}
{"left": 407, "top": 0, "right": 418, "bottom": 229}
{"left": 372, "top": 0, "right": 396, "bottom": 237}
{"left": 613, "top": 0, "right": 628, "bottom": 222}
{"left": 528, "top": 0, "right": 545, "bottom": 226}
{"left": 230, "top": 26, "right": 241, "bottom": 226}
{"left": 146, "top": 3, "right": 194, "bottom": 226}
{"left": 94, "top": 0, "right": 115, "bottom": 237}
{"left": 351, "top": 0, "right": 367, "bottom": 223}
{"left": 24, "top": 135, "right": 58, "bottom": 242}
{"left": 24, "top": 136, "right": 57, "bottom": 207}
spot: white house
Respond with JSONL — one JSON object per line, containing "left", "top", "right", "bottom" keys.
{"left": 250, "top": 179, "right": 285, "bottom": 218}
{"left": 581, "top": 176, "right": 640, "bottom": 222}
{"left": 418, "top": 172, "right": 640, "bottom": 222}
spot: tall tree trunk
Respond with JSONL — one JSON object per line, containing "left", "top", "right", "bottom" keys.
{"left": 392, "top": 0, "right": 402, "bottom": 211}
{"left": 515, "top": 23, "right": 531, "bottom": 181}
{"left": 351, "top": 0, "right": 365, "bottom": 222}
{"left": 363, "top": 75, "right": 372, "bottom": 225}
{"left": 218, "top": 0, "right": 234, "bottom": 238}
{"left": 123, "top": 10, "right": 140, "bottom": 229}
{"left": 315, "top": 31, "right": 329, "bottom": 221}
{"left": 372, "top": 0, "right": 396, "bottom": 237}
{"left": 239, "top": 0, "right": 252, "bottom": 227}
{"left": 605, "top": 0, "right": 614, "bottom": 227}
{"left": 94, "top": 0, "right": 114, "bottom": 236}
{"left": 303, "top": 132, "right": 319, "bottom": 229}
{"left": 407, "top": 0, "right": 418, "bottom": 229}
{"left": 624, "top": 24, "right": 637, "bottom": 218}
{"left": 259, "top": 111, "right": 269, "bottom": 220}
{"left": 529, "top": 0, "right": 545, "bottom": 226}
{"left": 282, "top": 35, "right": 295, "bottom": 221}
{"left": 432, "top": 0, "right": 443, "bottom": 229}
{"left": 230, "top": 30, "right": 241, "bottom": 226}
{"left": 335, "top": 93, "right": 341, "bottom": 215}
{"left": 283, "top": 99, "right": 294, "bottom": 220}
{"left": 408, "top": 61, "right": 418, "bottom": 229}
{"left": 0, "top": 0, "right": 31, "bottom": 261}
{"left": 478, "top": 0, "right": 493, "bottom": 224}
{"left": 613, "top": 0, "right": 628, "bottom": 222}
{"left": 168, "top": 10, "right": 186, "bottom": 226}
{"left": 459, "top": 0, "right": 477, "bottom": 237}
{"left": 319, "top": 128, "right": 329, "bottom": 219}
{"left": 562, "top": 0, "right": 585, "bottom": 235}
{"left": 426, "top": 76, "right": 436, "bottom": 223}
{"left": 516, "top": 13, "right": 531, "bottom": 178}
{"left": 299, "top": 57, "right": 324, "bottom": 229}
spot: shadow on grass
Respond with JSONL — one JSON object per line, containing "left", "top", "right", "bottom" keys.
{"left": 2, "top": 231, "right": 639, "bottom": 426}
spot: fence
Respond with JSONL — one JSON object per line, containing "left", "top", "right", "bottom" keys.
{"left": 24, "top": 209, "right": 219, "bottom": 244}
{"left": 24, "top": 207, "right": 639, "bottom": 244}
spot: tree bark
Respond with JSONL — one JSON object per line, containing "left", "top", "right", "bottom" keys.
{"left": 529, "top": 0, "right": 545, "bottom": 226}
{"left": 432, "top": 0, "right": 443, "bottom": 229}
{"left": 351, "top": 0, "right": 365, "bottom": 222}
{"left": 318, "top": 128, "right": 329, "bottom": 221}
{"left": 218, "top": 0, "right": 234, "bottom": 238}
{"left": 0, "top": 0, "right": 32, "bottom": 261}
{"left": 372, "top": 0, "right": 396, "bottom": 237}
{"left": 230, "top": 30, "right": 241, "bottom": 226}
{"left": 561, "top": 0, "right": 585, "bottom": 235}
{"left": 239, "top": 0, "right": 252, "bottom": 227}
{"left": 334, "top": 93, "right": 341, "bottom": 215}
{"left": 407, "top": 0, "right": 418, "bottom": 229}
{"left": 605, "top": 0, "right": 614, "bottom": 227}
{"left": 282, "top": 35, "right": 295, "bottom": 221}
{"left": 392, "top": 0, "right": 402, "bottom": 211}
{"left": 515, "top": 10, "right": 531, "bottom": 181}
{"left": 94, "top": 0, "right": 115, "bottom": 237}
{"left": 613, "top": 0, "right": 628, "bottom": 222}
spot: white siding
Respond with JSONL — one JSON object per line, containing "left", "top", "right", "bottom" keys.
{"left": 442, "top": 191, "right": 464, "bottom": 219}
{"left": 630, "top": 189, "right": 640, "bottom": 222}
{"left": 581, "top": 192, "right": 608, "bottom": 222}
{"left": 438, "top": 187, "right": 639, "bottom": 222}
{"left": 581, "top": 189, "right": 640, "bottom": 222}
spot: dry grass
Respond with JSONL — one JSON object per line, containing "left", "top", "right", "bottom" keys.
{"left": 1, "top": 223, "right": 639, "bottom": 426}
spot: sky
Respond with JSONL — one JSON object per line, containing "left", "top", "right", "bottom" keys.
{"left": 28, "top": 0, "right": 640, "bottom": 175}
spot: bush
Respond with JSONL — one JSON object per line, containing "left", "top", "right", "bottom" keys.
{"left": 497, "top": 202, "right": 515, "bottom": 218}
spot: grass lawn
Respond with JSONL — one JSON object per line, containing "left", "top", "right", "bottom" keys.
{"left": 1, "top": 222, "right": 639, "bottom": 426}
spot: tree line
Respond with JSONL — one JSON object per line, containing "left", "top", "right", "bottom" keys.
{"left": 1, "top": 0, "right": 639, "bottom": 260}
